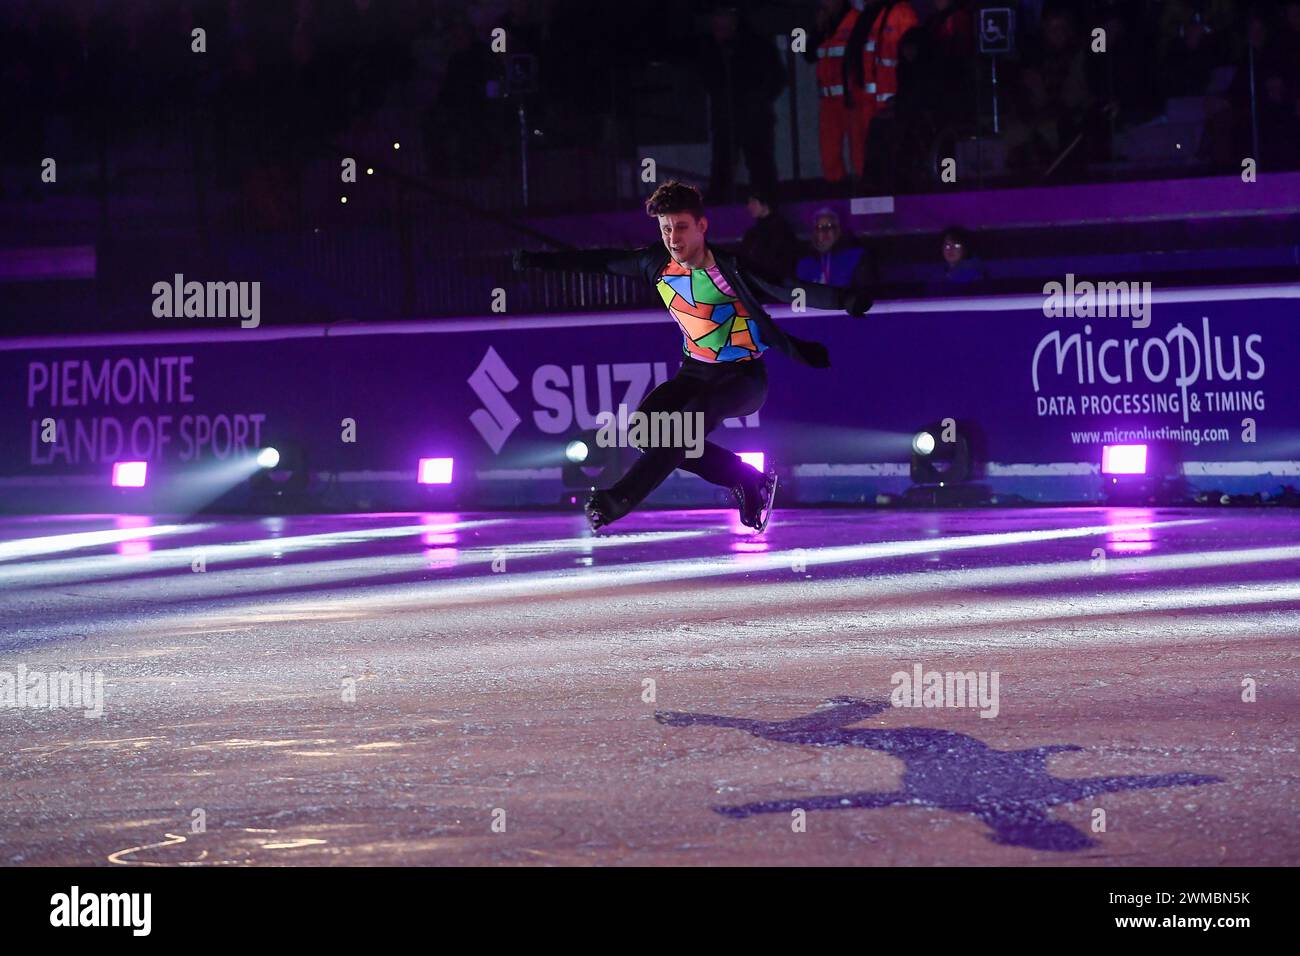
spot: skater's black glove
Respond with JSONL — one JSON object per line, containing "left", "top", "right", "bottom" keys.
{"left": 511, "top": 248, "right": 532, "bottom": 272}
{"left": 844, "top": 290, "right": 873, "bottom": 317}
{"left": 796, "top": 339, "right": 831, "bottom": 368}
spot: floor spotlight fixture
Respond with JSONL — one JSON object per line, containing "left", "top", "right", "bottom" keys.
{"left": 905, "top": 419, "right": 988, "bottom": 505}
{"left": 417, "top": 457, "right": 455, "bottom": 485}
{"left": 910, "top": 419, "right": 978, "bottom": 486}
{"left": 561, "top": 429, "right": 621, "bottom": 492}
{"left": 1101, "top": 442, "right": 1183, "bottom": 504}
{"left": 564, "top": 440, "right": 589, "bottom": 464}
{"left": 1101, "top": 444, "right": 1147, "bottom": 476}
{"left": 249, "top": 441, "right": 308, "bottom": 507}
{"left": 111, "top": 460, "right": 148, "bottom": 488}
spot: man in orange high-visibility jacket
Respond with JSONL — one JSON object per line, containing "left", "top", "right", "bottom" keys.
{"left": 846, "top": 0, "right": 919, "bottom": 180}
{"left": 865, "top": 0, "right": 920, "bottom": 113}
{"left": 808, "top": 0, "right": 867, "bottom": 184}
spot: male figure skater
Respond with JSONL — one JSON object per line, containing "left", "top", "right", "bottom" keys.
{"left": 514, "top": 180, "right": 871, "bottom": 532}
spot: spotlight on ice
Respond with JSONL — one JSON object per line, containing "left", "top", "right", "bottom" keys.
{"left": 911, "top": 431, "right": 936, "bottom": 457}
{"left": 418, "top": 457, "right": 454, "bottom": 485}
{"left": 111, "top": 461, "right": 148, "bottom": 488}
{"left": 565, "top": 440, "right": 589, "bottom": 464}
{"left": 737, "top": 451, "right": 765, "bottom": 473}
{"left": 256, "top": 447, "right": 281, "bottom": 469}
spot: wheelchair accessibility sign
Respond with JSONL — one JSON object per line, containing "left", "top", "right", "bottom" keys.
{"left": 979, "top": 7, "right": 1015, "bottom": 55}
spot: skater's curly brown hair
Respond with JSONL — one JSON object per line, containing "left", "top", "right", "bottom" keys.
{"left": 645, "top": 180, "right": 705, "bottom": 220}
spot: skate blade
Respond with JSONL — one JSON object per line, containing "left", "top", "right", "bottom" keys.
{"left": 753, "top": 473, "right": 778, "bottom": 534}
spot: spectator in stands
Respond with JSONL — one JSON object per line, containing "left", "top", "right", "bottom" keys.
{"left": 797, "top": 208, "right": 878, "bottom": 291}
{"left": 1280, "top": 0, "right": 1300, "bottom": 168}
{"left": 540, "top": 0, "right": 621, "bottom": 142}
{"left": 339, "top": 0, "right": 413, "bottom": 128}
{"left": 853, "top": 0, "right": 921, "bottom": 191}
{"left": 1285, "top": 0, "right": 1300, "bottom": 59}
{"left": 1090, "top": 3, "right": 1163, "bottom": 129}
{"left": 496, "top": 0, "right": 549, "bottom": 56}
{"left": 1258, "top": 13, "right": 1300, "bottom": 169}
{"left": 862, "top": 1, "right": 973, "bottom": 192}
{"left": 1157, "top": 0, "right": 1240, "bottom": 55}
{"left": 930, "top": 226, "right": 986, "bottom": 293}
{"left": 424, "top": 16, "right": 498, "bottom": 177}
{"left": 924, "top": 0, "right": 975, "bottom": 127}
{"left": 57, "top": 0, "right": 114, "bottom": 142}
{"left": 696, "top": 4, "right": 784, "bottom": 205}
{"left": 1158, "top": 0, "right": 1237, "bottom": 98}
{"left": 803, "top": 0, "right": 870, "bottom": 190}
{"left": 1202, "top": 4, "right": 1300, "bottom": 171}
{"left": 880, "top": 25, "right": 943, "bottom": 191}
{"left": 0, "top": 2, "right": 46, "bottom": 197}
{"left": 740, "top": 186, "right": 802, "bottom": 280}
{"left": 1004, "top": 8, "right": 1096, "bottom": 174}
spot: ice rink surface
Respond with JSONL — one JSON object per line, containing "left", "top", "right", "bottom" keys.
{"left": 1, "top": 506, "right": 1296, "bottom": 866}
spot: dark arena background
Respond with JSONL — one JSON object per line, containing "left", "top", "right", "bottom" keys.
{"left": 0, "top": 0, "right": 1296, "bottom": 932}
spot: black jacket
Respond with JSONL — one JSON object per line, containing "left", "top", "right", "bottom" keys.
{"left": 523, "top": 242, "right": 857, "bottom": 369}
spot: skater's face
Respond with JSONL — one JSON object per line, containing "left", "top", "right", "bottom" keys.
{"left": 659, "top": 213, "right": 708, "bottom": 265}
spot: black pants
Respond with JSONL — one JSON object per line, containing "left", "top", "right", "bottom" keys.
{"left": 609, "top": 357, "right": 768, "bottom": 508}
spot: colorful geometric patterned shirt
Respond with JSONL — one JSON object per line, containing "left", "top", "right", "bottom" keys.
{"left": 655, "top": 258, "right": 769, "bottom": 363}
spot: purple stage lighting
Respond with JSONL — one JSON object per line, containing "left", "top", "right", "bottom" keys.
{"left": 1101, "top": 444, "right": 1148, "bottom": 476}
{"left": 111, "top": 461, "right": 148, "bottom": 488}
{"left": 738, "top": 451, "right": 765, "bottom": 473}
{"left": 418, "top": 458, "right": 454, "bottom": 485}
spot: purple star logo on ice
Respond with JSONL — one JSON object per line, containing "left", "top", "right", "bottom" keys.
{"left": 468, "top": 346, "right": 522, "bottom": 454}
{"left": 657, "top": 697, "right": 1223, "bottom": 851}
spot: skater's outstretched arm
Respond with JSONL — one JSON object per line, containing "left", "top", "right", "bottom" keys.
{"left": 740, "top": 256, "right": 873, "bottom": 317}
{"left": 512, "top": 246, "right": 646, "bottom": 279}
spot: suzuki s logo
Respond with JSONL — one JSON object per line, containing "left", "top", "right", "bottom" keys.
{"left": 469, "top": 348, "right": 760, "bottom": 454}
{"left": 468, "top": 346, "right": 521, "bottom": 454}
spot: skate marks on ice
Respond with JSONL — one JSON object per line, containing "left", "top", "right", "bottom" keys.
{"left": 656, "top": 697, "right": 1222, "bottom": 852}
